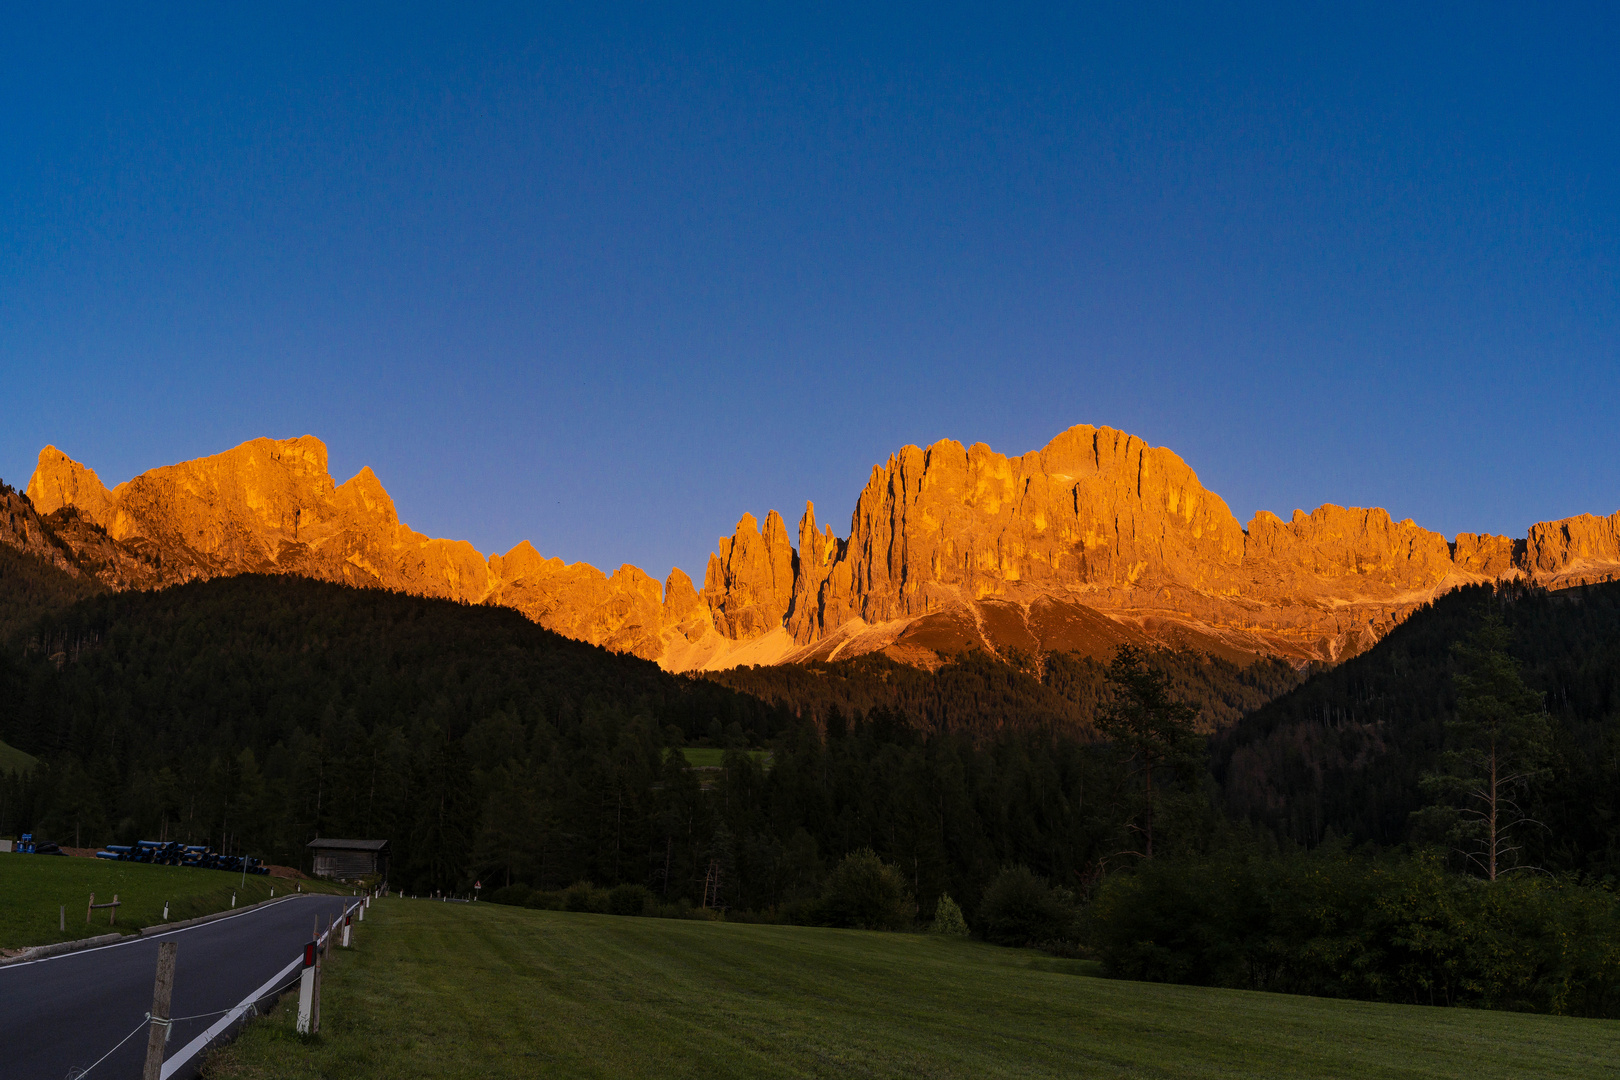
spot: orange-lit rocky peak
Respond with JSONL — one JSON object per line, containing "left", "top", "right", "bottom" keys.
{"left": 662, "top": 567, "right": 702, "bottom": 620}
{"left": 787, "top": 501, "right": 841, "bottom": 644}
{"left": 1524, "top": 509, "right": 1620, "bottom": 586}
{"left": 26, "top": 446, "right": 116, "bottom": 525}
{"left": 488, "top": 539, "right": 547, "bottom": 580}
{"left": 788, "top": 424, "right": 1249, "bottom": 645}
{"left": 1034, "top": 425, "right": 1247, "bottom": 571}
{"left": 702, "top": 510, "right": 797, "bottom": 639}
{"left": 106, "top": 435, "right": 340, "bottom": 554}
{"left": 332, "top": 466, "right": 400, "bottom": 526}
{"left": 21, "top": 435, "right": 488, "bottom": 597}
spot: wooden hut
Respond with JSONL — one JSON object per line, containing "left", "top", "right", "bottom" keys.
{"left": 307, "top": 837, "right": 389, "bottom": 882}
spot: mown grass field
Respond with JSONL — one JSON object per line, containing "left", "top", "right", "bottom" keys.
{"left": 208, "top": 899, "right": 1620, "bottom": 1079}
{"left": 0, "top": 854, "right": 346, "bottom": 951}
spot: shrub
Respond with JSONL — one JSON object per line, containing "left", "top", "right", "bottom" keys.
{"left": 978, "top": 866, "right": 1074, "bottom": 947}
{"left": 930, "top": 894, "right": 970, "bottom": 936}
{"left": 563, "top": 881, "right": 609, "bottom": 913}
{"left": 489, "top": 883, "right": 532, "bottom": 907}
{"left": 1086, "top": 847, "right": 1620, "bottom": 1017}
{"left": 609, "top": 883, "right": 654, "bottom": 917}
{"left": 813, "top": 849, "right": 916, "bottom": 931}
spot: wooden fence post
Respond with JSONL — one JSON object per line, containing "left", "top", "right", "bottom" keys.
{"left": 140, "top": 941, "right": 178, "bottom": 1080}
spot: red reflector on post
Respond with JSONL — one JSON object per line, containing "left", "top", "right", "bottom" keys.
{"left": 303, "top": 941, "right": 316, "bottom": 967}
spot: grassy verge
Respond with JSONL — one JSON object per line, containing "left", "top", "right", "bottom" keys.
{"left": 208, "top": 900, "right": 1619, "bottom": 1079}
{"left": 0, "top": 854, "right": 347, "bottom": 951}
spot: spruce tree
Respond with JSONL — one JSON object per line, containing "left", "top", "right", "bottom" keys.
{"left": 1096, "top": 645, "right": 1202, "bottom": 859}
{"left": 1419, "top": 610, "right": 1553, "bottom": 880}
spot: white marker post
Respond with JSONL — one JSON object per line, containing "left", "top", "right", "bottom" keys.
{"left": 295, "top": 940, "right": 317, "bottom": 1034}
{"left": 341, "top": 912, "right": 352, "bottom": 948}
{"left": 314, "top": 917, "right": 331, "bottom": 1033}
{"left": 357, "top": 899, "right": 364, "bottom": 921}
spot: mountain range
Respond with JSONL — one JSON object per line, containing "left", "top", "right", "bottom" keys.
{"left": 10, "top": 425, "right": 1619, "bottom": 669}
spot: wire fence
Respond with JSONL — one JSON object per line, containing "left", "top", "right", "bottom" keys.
{"left": 62, "top": 896, "right": 365, "bottom": 1079}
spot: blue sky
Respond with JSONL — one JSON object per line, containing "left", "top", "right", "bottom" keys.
{"left": 2, "top": 4, "right": 1616, "bottom": 581}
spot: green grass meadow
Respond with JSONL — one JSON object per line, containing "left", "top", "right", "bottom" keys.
{"left": 0, "top": 736, "right": 38, "bottom": 774}
{"left": 0, "top": 855, "right": 345, "bottom": 951}
{"left": 675, "top": 747, "right": 772, "bottom": 768}
{"left": 208, "top": 899, "right": 1619, "bottom": 1079}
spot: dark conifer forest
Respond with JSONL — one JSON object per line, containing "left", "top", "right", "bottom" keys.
{"left": 0, "top": 557, "right": 1300, "bottom": 909}
{"left": 1215, "top": 580, "right": 1620, "bottom": 878}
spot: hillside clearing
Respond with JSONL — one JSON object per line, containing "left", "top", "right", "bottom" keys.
{"left": 675, "top": 746, "right": 772, "bottom": 768}
{"left": 0, "top": 736, "right": 37, "bottom": 774}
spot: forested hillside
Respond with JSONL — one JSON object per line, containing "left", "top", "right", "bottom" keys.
{"left": 705, "top": 649, "right": 1305, "bottom": 736}
{"left": 0, "top": 574, "right": 1252, "bottom": 906}
{"left": 8, "top": 560, "right": 1612, "bottom": 935}
{"left": 0, "top": 538, "right": 103, "bottom": 645}
{"left": 1214, "top": 580, "right": 1620, "bottom": 876}
{"left": 0, "top": 576, "right": 793, "bottom": 882}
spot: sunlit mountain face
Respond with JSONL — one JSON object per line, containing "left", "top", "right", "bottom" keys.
{"left": 17, "top": 425, "right": 1620, "bottom": 672}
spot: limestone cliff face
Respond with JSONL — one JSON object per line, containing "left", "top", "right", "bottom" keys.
{"left": 1452, "top": 532, "right": 1523, "bottom": 576}
{"left": 792, "top": 428, "right": 1246, "bottom": 641}
{"left": 702, "top": 511, "right": 797, "bottom": 639}
{"left": 14, "top": 426, "right": 1620, "bottom": 671}
{"left": 28, "top": 437, "right": 493, "bottom": 599}
{"left": 1525, "top": 510, "right": 1620, "bottom": 584}
{"left": 737, "top": 425, "right": 1616, "bottom": 666}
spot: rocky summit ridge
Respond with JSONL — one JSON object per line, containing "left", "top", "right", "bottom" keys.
{"left": 14, "top": 428, "right": 1620, "bottom": 669}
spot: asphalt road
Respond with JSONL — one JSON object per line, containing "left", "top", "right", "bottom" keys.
{"left": 0, "top": 892, "right": 358, "bottom": 1080}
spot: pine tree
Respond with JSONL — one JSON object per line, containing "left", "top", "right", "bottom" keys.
{"left": 1096, "top": 645, "right": 1202, "bottom": 859}
{"left": 1419, "top": 611, "right": 1553, "bottom": 880}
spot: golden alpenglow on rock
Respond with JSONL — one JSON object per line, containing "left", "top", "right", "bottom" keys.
{"left": 18, "top": 426, "right": 1620, "bottom": 671}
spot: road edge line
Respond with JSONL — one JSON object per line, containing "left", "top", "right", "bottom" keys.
{"left": 159, "top": 954, "right": 303, "bottom": 1079}
{"left": 160, "top": 899, "right": 360, "bottom": 1079}
{"left": 0, "top": 893, "right": 322, "bottom": 972}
